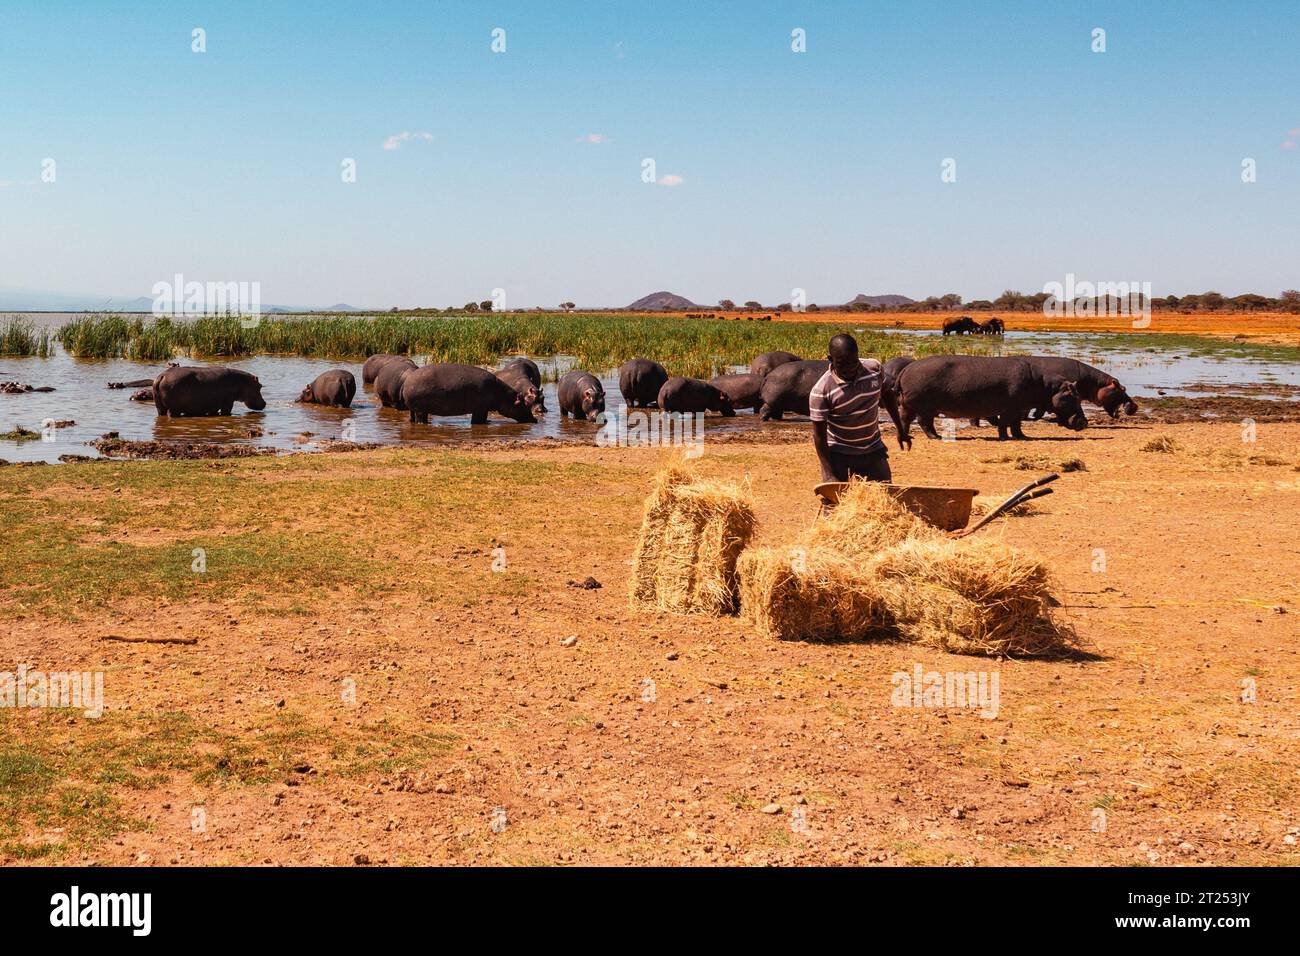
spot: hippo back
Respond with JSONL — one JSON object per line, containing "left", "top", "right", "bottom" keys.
{"left": 750, "top": 351, "right": 801, "bottom": 377}
{"left": 618, "top": 359, "right": 669, "bottom": 406}
{"left": 362, "top": 354, "right": 407, "bottom": 385}
{"left": 709, "top": 372, "right": 764, "bottom": 409}
{"left": 375, "top": 357, "right": 417, "bottom": 408}
{"left": 759, "top": 359, "right": 829, "bottom": 417}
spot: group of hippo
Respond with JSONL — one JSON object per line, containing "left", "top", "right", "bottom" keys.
{"left": 943, "top": 316, "right": 1005, "bottom": 335}
{"left": 137, "top": 347, "right": 1137, "bottom": 444}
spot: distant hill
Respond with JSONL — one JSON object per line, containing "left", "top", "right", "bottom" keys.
{"left": 626, "top": 291, "right": 699, "bottom": 310}
{"left": 846, "top": 293, "right": 916, "bottom": 308}
{"left": 324, "top": 303, "right": 362, "bottom": 312}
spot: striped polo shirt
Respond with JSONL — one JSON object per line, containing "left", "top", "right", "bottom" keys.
{"left": 808, "top": 358, "right": 885, "bottom": 455}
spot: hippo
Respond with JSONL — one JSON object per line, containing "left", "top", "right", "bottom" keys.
{"left": 374, "top": 357, "right": 418, "bottom": 409}
{"left": 708, "top": 372, "right": 764, "bottom": 411}
{"left": 130, "top": 387, "right": 154, "bottom": 402}
{"left": 896, "top": 355, "right": 1087, "bottom": 441}
{"left": 362, "top": 354, "right": 409, "bottom": 385}
{"left": 658, "top": 377, "right": 735, "bottom": 417}
{"left": 1022, "top": 357, "right": 1138, "bottom": 419}
{"left": 107, "top": 378, "right": 155, "bottom": 389}
{"left": 942, "top": 316, "right": 980, "bottom": 335}
{"left": 495, "top": 358, "right": 545, "bottom": 412}
{"left": 882, "top": 355, "right": 915, "bottom": 391}
{"left": 618, "top": 358, "right": 669, "bottom": 408}
{"left": 757, "top": 359, "right": 830, "bottom": 420}
{"left": 298, "top": 369, "right": 357, "bottom": 407}
{"left": 557, "top": 370, "right": 605, "bottom": 420}
{"left": 152, "top": 366, "right": 267, "bottom": 417}
{"left": 978, "top": 317, "right": 1005, "bottom": 335}
{"left": 400, "top": 363, "right": 537, "bottom": 425}
{"left": 749, "top": 351, "right": 801, "bottom": 377}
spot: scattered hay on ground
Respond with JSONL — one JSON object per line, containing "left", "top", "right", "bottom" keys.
{"left": 1141, "top": 435, "right": 1181, "bottom": 453}
{"left": 629, "top": 462, "right": 757, "bottom": 615}
{"left": 971, "top": 494, "right": 1041, "bottom": 517}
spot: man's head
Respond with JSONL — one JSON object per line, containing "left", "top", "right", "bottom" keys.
{"left": 827, "top": 333, "right": 860, "bottom": 380}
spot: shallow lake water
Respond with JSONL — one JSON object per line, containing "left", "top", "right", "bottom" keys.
{"left": 2, "top": 318, "right": 1297, "bottom": 464}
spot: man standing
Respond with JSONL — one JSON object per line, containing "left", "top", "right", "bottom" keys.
{"left": 809, "top": 333, "right": 911, "bottom": 483}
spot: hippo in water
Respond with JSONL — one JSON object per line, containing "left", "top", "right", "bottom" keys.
{"left": 495, "top": 358, "right": 545, "bottom": 412}
{"left": 374, "top": 357, "right": 418, "bottom": 409}
{"left": 152, "top": 366, "right": 267, "bottom": 417}
{"left": 130, "top": 387, "right": 154, "bottom": 402}
{"left": 942, "top": 316, "right": 980, "bottom": 335}
{"left": 298, "top": 369, "right": 357, "bottom": 407}
{"left": 400, "top": 363, "right": 537, "bottom": 425}
{"left": 557, "top": 370, "right": 605, "bottom": 420}
{"left": 618, "top": 358, "right": 669, "bottom": 408}
{"left": 757, "top": 359, "right": 830, "bottom": 420}
{"left": 362, "top": 354, "right": 409, "bottom": 385}
{"left": 896, "top": 355, "right": 1087, "bottom": 441}
{"left": 658, "top": 377, "right": 735, "bottom": 416}
{"left": 709, "top": 372, "right": 764, "bottom": 411}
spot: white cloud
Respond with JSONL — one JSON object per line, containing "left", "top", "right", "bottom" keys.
{"left": 658, "top": 174, "right": 683, "bottom": 187}
{"left": 383, "top": 131, "right": 433, "bottom": 151}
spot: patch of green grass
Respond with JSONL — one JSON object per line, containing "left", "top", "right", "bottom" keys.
{"left": 0, "top": 317, "right": 51, "bottom": 357}
{"left": 0, "top": 708, "right": 458, "bottom": 859}
{"left": 0, "top": 425, "right": 42, "bottom": 442}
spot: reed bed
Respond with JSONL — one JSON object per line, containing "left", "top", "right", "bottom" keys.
{"left": 0, "top": 317, "right": 51, "bottom": 357}
{"left": 51, "top": 312, "right": 983, "bottom": 376}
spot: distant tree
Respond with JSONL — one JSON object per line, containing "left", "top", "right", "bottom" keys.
{"left": 850, "top": 302, "right": 872, "bottom": 312}
{"left": 463, "top": 302, "right": 479, "bottom": 312}
{"left": 994, "top": 289, "right": 1025, "bottom": 311}
{"left": 479, "top": 300, "right": 494, "bottom": 312}
{"left": 560, "top": 301, "right": 576, "bottom": 311}
{"left": 806, "top": 303, "right": 820, "bottom": 313}
{"left": 744, "top": 300, "right": 762, "bottom": 310}
{"left": 776, "top": 303, "right": 792, "bottom": 312}
{"left": 1281, "top": 290, "right": 1300, "bottom": 312}
{"left": 966, "top": 299, "right": 994, "bottom": 311}
{"left": 1201, "top": 291, "right": 1225, "bottom": 311}
{"left": 718, "top": 299, "right": 736, "bottom": 310}
{"left": 939, "top": 293, "right": 963, "bottom": 310}
{"left": 1159, "top": 295, "right": 1180, "bottom": 309}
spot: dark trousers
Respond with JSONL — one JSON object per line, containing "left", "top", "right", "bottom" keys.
{"left": 822, "top": 447, "right": 891, "bottom": 483}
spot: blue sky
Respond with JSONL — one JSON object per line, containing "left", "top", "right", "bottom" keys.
{"left": 2, "top": 0, "right": 1298, "bottom": 308}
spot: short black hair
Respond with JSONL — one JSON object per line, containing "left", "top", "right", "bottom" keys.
{"left": 828, "top": 333, "right": 858, "bottom": 356}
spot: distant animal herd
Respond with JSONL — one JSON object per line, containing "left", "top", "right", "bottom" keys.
{"left": 136, "top": 321, "right": 1138, "bottom": 444}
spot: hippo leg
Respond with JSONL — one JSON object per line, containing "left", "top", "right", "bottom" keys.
{"left": 1032, "top": 407, "right": 1046, "bottom": 420}
{"left": 1008, "top": 416, "right": 1027, "bottom": 440}
{"left": 720, "top": 407, "right": 736, "bottom": 418}
{"left": 471, "top": 410, "right": 488, "bottom": 425}
{"left": 920, "top": 413, "right": 940, "bottom": 440}
{"left": 220, "top": 403, "right": 233, "bottom": 416}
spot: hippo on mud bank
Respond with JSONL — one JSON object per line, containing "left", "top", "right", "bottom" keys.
{"left": 298, "top": 369, "right": 357, "bottom": 407}
{"left": 619, "top": 358, "right": 669, "bottom": 408}
{"left": 152, "top": 366, "right": 267, "bottom": 417}
{"left": 709, "top": 372, "right": 764, "bottom": 411}
{"left": 374, "top": 357, "right": 418, "bottom": 409}
{"left": 757, "top": 359, "right": 830, "bottom": 420}
{"left": 658, "top": 377, "right": 735, "bottom": 416}
{"left": 495, "top": 358, "right": 545, "bottom": 412}
{"left": 1023, "top": 357, "right": 1138, "bottom": 419}
{"left": 896, "top": 355, "right": 1087, "bottom": 441}
{"left": 977, "top": 317, "right": 1006, "bottom": 335}
{"left": 557, "top": 370, "right": 605, "bottom": 420}
{"left": 362, "top": 354, "right": 410, "bottom": 385}
{"left": 749, "top": 351, "right": 801, "bottom": 377}
{"left": 942, "top": 316, "right": 980, "bottom": 335}
{"left": 400, "top": 363, "right": 537, "bottom": 425}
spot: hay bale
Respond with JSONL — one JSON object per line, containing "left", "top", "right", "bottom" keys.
{"left": 871, "top": 537, "right": 1077, "bottom": 656}
{"left": 805, "top": 480, "right": 939, "bottom": 556}
{"left": 629, "top": 464, "right": 756, "bottom": 614}
{"left": 971, "top": 494, "right": 1040, "bottom": 517}
{"left": 737, "top": 546, "right": 890, "bottom": 642}
{"left": 735, "top": 478, "right": 1078, "bottom": 656}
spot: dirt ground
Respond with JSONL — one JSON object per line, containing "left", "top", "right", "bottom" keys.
{"left": 1, "top": 416, "right": 1298, "bottom": 866}
{"left": 700, "top": 309, "right": 1300, "bottom": 345}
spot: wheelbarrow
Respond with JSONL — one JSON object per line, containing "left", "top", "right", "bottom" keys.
{"left": 813, "top": 473, "right": 1059, "bottom": 537}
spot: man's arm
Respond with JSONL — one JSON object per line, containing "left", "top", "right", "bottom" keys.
{"left": 812, "top": 419, "right": 837, "bottom": 482}
{"left": 880, "top": 377, "right": 912, "bottom": 451}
